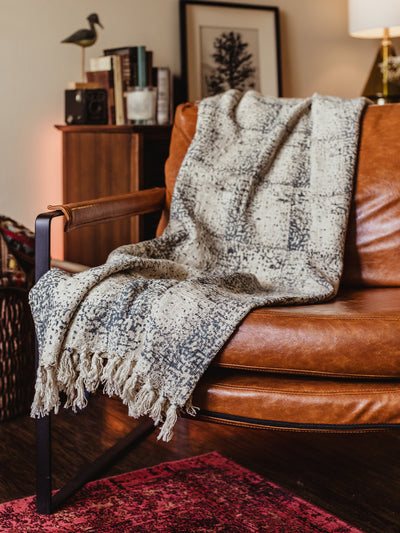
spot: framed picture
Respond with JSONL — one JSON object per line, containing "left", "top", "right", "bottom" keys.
{"left": 180, "top": 0, "right": 282, "bottom": 101}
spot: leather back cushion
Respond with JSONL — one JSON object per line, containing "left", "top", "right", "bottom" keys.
{"left": 158, "top": 102, "right": 400, "bottom": 288}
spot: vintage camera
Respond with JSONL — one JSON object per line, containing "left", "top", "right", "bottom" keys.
{"left": 65, "top": 89, "right": 108, "bottom": 125}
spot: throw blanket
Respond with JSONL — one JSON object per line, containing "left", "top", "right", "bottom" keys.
{"left": 30, "top": 90, "right": 368, "bottom": 441}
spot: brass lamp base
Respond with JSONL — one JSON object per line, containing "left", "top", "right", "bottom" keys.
{"left": 362, "top": 43, "right": 400, "bottom": 104}
{"left": 368, "top": 95, "right": 400, "bottom": 105}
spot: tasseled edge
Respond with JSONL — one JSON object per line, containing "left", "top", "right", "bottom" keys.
{"left": 157, "top": 403, "right": 178, "bottom": 442}
{"left": 31, "top": 348, "right": 200, "bottom": 442}
{"left": 31, "top": 365, "right": 61, "bottom": 417}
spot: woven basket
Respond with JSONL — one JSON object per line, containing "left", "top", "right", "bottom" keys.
{"left": 0, "top": 288, "right": 35, "bottom": 421}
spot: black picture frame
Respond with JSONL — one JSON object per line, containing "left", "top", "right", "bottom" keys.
{"left": 180, "top": 0, "right": 282, "bottom": 101}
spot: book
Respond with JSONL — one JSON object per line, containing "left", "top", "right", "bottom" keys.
{"left": 89, "top": 55, "right": 125, "bottom": 125}
{"left": 104, "top": 46, "right": 143, "bottom": 88}
{"left": 146, "top": 51, "right": 153, "bottom": 87}
{"left": 67, "top": 81, "right": 100, "bottom": 90}
{"left": 90, "top": 55, "right": 113, "bottom": 71}
{"left": 152, "top": 67, "right": 173, "bottom": 125}
{"left": 119, "top": 53, "right": 134, "bottom": 87}
{"left": 137, "top": 46, "right": 147, "bottom": 87}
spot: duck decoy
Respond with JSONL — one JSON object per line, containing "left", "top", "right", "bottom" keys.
{"left": 62, "top": 13, "right": 104, "bottom": 82}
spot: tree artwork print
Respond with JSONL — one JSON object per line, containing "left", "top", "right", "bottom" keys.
{"left": 201, "top": 27, "right": 261, "bottom": 97}
{"left": 206, "top": 32, "right": 255, "bottom": 95}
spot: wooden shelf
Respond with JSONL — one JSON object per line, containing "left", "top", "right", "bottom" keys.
{"left": 55, "top": 123, "right": 172, "bottom": 135}
{"left": 57, "top": 124, "right": 172, "bottom": 266}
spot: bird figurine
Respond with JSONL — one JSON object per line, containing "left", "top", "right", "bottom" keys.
{"left": 62, "top": 13, "right": 104, "bottom": 82}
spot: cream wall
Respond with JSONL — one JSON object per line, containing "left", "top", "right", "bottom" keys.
{"left": 0, "top": 0, "right": 387, "bottom": 258}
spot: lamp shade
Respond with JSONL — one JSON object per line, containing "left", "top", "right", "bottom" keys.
{"left": 349, "top": 0, "right": 400, "bottom": 38}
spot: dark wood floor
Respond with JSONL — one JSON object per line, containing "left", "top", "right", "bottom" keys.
{"left": 0, "top": 393, "right": 399, "bottom": 532}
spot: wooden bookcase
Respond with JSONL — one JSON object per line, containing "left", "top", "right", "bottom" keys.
{"left": 56, "top": 124, "right": 172, "bottom": 267}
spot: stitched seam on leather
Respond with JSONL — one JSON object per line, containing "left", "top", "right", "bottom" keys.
{"left": 194, "top": 415, "right": 393, "bottom": 433}
{"left": 252, "top": 314, "right": 400, "bottom": 320}
{"left": 210, "top": 384, "right": 400, "bottom": 394}
{"left": 213, "top": 363, "right": 394, "bottom": 379}
{"left": 70, "top": 211, "right": 136, "bottom": 229}
{"left": 67, "top": 205, "right": 163, "bottom": 231}
{"left": 175, "top": 123, "right": 195, "bottom": 144}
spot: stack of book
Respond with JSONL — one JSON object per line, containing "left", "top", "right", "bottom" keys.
{"left": 86, "top": 45, "right": 173, "bottom": 125}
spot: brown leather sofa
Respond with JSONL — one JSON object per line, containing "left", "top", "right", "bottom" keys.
{"left": 160, "top": 102, "right": 400, "bottom": 432}
{"left": 35, "top": 101, "right": 400, "bottom": 513}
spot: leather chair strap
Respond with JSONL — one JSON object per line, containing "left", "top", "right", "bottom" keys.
{"left": 49, "top": 187, "right": 166, "bottom": 232}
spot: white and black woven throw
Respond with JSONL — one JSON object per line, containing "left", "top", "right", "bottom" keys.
{"left": 30, "top": 90, "right": 368, "bottom": 440}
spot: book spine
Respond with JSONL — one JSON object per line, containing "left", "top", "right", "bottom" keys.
{"left": 154, "top": 67, "right": 172, "bottom": 125}
{"left": 127, "top": 49, "right": 139, "bottom": 87}
{"left": 103, "top": 47, "right": 141, "bottom": 87}
{"left": 146, "top": 51, "right": 153, "bottom": 87}
{"left": 89, "top": 56, "right": 113, "bottom": 72}
{"left": 137, "top": 46, "right": 147, "bottom": 87}
{"left": 119, "top": 54, "right": 132, "bottom": 88}
{"left": 112, "top": 55, "right": 125, "bottom": 125}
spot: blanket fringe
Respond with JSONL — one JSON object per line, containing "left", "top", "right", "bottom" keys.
{"left": 157, "top": 404, "right": 178, "bottom": 442}
{"left": 31, "top": 349, "right": 197, "bottom": 442}
{"left": 31, "top": 365, "right": 61, "bottom": 417}
{"left": 149, "top": 395, "right": 167, "bottom": 425}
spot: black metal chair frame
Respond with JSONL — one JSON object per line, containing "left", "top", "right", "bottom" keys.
{"left": 34, "top": 212, "right": 156, "bottom": 514}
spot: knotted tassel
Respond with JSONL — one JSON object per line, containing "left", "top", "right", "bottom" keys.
{"left": 149, "top": 396, "right": 167, "bottom": 426}
{"left": 157, "top": 403, "right": 178, "bottom": 442}
{"left": 72, "top": 375, "right": 88, "bottom": 412}
{"left": 85, "top": 352, "right": 104, "bottom": 391}
{"left": 57, "top": 349, "right": 77, "bottom": 388}
{"left": 184, "top": 395, "right": 199, "bottom": 417}
{"left": 112, "top": 358, "right": 135, "bottom": 396}
{"left": 31, "top": 366, "right": 61, "bottom": 417}
{"left": 121, "top": 373, "right": 139, "bottom": 403}
{"left": 132, "top": 383, "right": 155, "bottom": 415}
{"left": 102, "top": 357, "right": 123, "bottom": 396}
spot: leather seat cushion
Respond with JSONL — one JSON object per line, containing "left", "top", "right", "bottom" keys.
{"left": 193, "top": 369, "right": 400, "bottom": 429}
{"left": 212, "top": 287, "right": 400, "bottom": 379}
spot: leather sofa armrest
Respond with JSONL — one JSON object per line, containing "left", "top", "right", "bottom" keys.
{"left": 48, "top": 187, "right": 166, "bottom": 232}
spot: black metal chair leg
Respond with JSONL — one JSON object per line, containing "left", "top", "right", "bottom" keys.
{"left": 35, "top": 413, "right": 155, "bottom": 515}
{"left": 34, "top": 212, "right": 61, "bottom": 514}
{"left": 35, "top": 415, "right": 52, "bottom": 514}
{"left": 35, "top": 211, "right": 62, "bottom": 514}
{"left": 50, "top": 418, "right": 155, "bottom": 513}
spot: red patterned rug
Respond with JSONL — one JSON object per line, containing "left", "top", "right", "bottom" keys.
{"left": 0, "top": 451, "right": 363, "bottom": 532}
